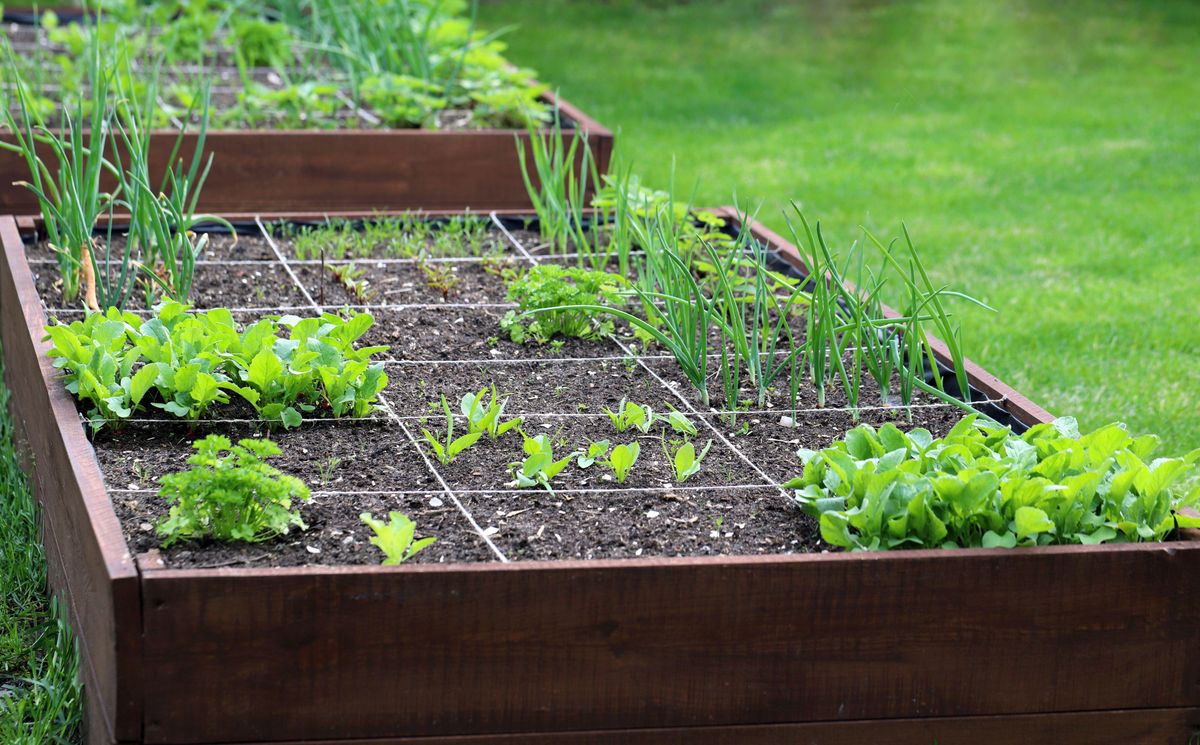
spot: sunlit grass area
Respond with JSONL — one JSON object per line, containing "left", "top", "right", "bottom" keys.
{"left": 481, "top": 0, "right": 1200, "bottom": 454}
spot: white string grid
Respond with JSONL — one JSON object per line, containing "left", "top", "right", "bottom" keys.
{"left": 82, "top": 216, "right": 990, "bottom": 562}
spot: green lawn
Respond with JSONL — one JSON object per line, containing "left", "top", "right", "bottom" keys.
{"left": 0, "top": 373, "right": 81, "bottom": 743}
{"left": 480, "top": 0, "right": 1200, "bottom": 455}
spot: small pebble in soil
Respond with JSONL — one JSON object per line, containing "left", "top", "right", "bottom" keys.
{"left": 306, "top": 545, "right": 321, "bottom": 554}
{"left": 429, "top": 496, "right": 444, "bottom": 507}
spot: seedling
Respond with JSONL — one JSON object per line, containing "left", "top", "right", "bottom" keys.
{"left": 665, "top": 438, "right": 713, "bottom": 483}
{"left": 330, "top": 263, "right": 375, "bottom": 302}
{"left": 317, "top": 456, "right": 342, "bottom": 485}
{"left": 418, "top": 256, "right": 458, "bottom": 299}
{"left": 508, "top": 432, "right": 576, "bottom": 494}
{"left": 576, "top": 439, "right": 611, "bottom": 468}
{"left": 359, "top": 511, "right": 436, "bottom": 565}
{"left": 460, "top": 386, "right": 522, "bottom": 440}
{"left": 421, "top": 395, "right": 483, "bottom": 465}
{"left": 156, "top": 436, "right": 310, "bottom": 547}
{"left": 603, "top": 399, "right": 656, "bottom": 433}
{"left": 664, "top": 405, "right": 698, "bottom": 437}
{"left": 600, "top": 441, "right": 640, "bottom": 484}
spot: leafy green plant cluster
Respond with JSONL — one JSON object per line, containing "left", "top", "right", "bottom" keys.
{"left": 790, "top": 416, "right": 1200, "bottom": 551}
{"left": 500, "top": 264, "right": 628, "bottom": 343}
{"left": 359, "top": 511, "right": 436, "bottom": 565}
{"left": 19, "top": 0, "right": 550, "bottom": 131}
{"left": 156, "top": 435, "right": 310, "bottom": 547}
{"left": 44, "top": 303, "right": 389, "bottom": 431}
{"left": 508, "top": 431, "right": 576, "bottom": 493}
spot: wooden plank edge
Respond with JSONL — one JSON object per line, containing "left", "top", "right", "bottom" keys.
{"left": 0, "top": 216, "right": 143, "bottom": 742}
{"left": 196, "top": 707, "right": 1200, "bottom": 745}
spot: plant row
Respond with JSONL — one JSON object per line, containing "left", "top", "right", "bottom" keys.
{"left": 4, "top": 0, "right": 548, "bottom": 130}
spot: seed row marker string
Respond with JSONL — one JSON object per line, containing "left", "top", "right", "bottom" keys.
{"left": 94, "top": 398, "right": 1002, "bottom": 427}
{"left": 490, "top": 212, "right": 793, "bottom": 496}
{"left": 43, "top": 301, "right": 518, "bottom": 315}
{"left": 259, "top": 215, "right": 506, "bottom": 561}
{"left": 109, "top": 482, "right": 784, "bottom": 497}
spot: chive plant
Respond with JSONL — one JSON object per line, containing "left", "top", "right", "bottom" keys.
{"left": 1, "top": 39, "right": 115, "bottom": 307}
{"left": 111, "top": 57, "right": 232, "bottom": 306}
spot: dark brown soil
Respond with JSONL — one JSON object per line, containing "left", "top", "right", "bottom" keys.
{"left": 31, "top": 222, "right": 979, "bottom": 569}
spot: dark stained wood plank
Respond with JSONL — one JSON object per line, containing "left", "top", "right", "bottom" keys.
{"left": 0, "top": 217, "right": 141, "bottom": 744}
{"left": 139, "top": 541, "right": 1200, "bottom": 743}
{"left": 0, "top": 93, "right": 613, "bottom": 215}
{"left": 213, "top": 708, "right": 1200, "bottom": 745}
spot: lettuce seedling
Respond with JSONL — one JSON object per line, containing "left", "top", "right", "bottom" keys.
{"left": 156, "top": 435, "right": 309, "bottom": 546}
{"left": 508, "top": 432, "right": 577, "bottom": 494}
{"left": 422, "top": 395, "right": 483, "bottom": 465}
{"left": 603, "top": 398, "right": 656, "bottom": 433}
{"left": 461, "top": 386, "right": 522, "bottom": 440}
{"left": 600, "top": 441, "right": 640, "bottom": 484}
{"left": 359, "top": 511, "right": 436, "bottom": 565}
{"left": 666, "top": 438, "right": 713, "bottom": 483}
{"left": 790, "top": 416, "right": 1200, "bottom": 551}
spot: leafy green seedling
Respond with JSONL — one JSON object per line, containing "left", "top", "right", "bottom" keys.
{"left": 508, "top": 432, "right": 576, "bottom": 493}
{"left": 666, "top": 438, "right": 713, "bottom": 483}
{"left": 600, "top": 441, "right": 641, "bottom": 484}
{"left": 156, "top": 435, "right": 309, "bottom": 546}
{"left": 461, "top": 386, "right": 522, "bottom": 439}
{"left": 576, "top": 439, "right": 611, "bottom": 468}
{"left": 664, "top": 404, "right": 698, "bottom": 437}
{"left": 421, "top": 394, "right": 483, "bottom": 465}
{"left": 359, "top": 511, "right": 436, "bottom": 565}
{"left": 603, "top": 399, "right": 656, "bottom": 433}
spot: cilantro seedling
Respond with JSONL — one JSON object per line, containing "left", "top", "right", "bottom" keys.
{"left": 360, "top": 511, "right": 436, "bottom": 565}
{"left": 156, "top": 435, "right": 309, "bottom": 547}
{"left": 421, "top": 394, "right": 483, "bottom": 465}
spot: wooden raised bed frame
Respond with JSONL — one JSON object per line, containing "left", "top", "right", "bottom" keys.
{"left": 0, "top": 90, "right": 612, "bottom": 214}
{"left": 2, "top": 209, "right": 1199, "bottom": 745}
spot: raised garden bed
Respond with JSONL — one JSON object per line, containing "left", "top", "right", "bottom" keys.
{"left": 2, "top": 209, "right": 1199, "bottom": 745}
{"left": 0, "top": 10, "right": 612, "bottom": 214}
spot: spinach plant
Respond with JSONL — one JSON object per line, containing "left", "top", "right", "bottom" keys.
{"left": 603, "top": 399, "right": 655, "bottom": 434}
{"left": 666, "top": 438, "right": 713, "bottom": 483}
{"left": 360, "top": 511, "right": 436, "bottom": 565}
{"left": 576, "top": 439, "right": 610, "bottom": 468}
{"left": 156, "top": 435, "right": 310, "bottom": 546}
{"left": 599, "top": 441, "right": 640, "bottom": 484}
{"left": 790, "top": 416, "right": 1200, "bottom": 551}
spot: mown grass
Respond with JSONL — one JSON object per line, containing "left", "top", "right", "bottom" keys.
{"left": 481, "top": 0, "right": 1200, "bottom": 454}
{"left": 0, "top": 370, "right": 81, "bottom": 744}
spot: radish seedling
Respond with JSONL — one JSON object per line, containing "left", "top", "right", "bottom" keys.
{"left": 359, "top": 511, "right": 436, "bottom": 565}
{"left": 421, "top": 395, "right": 483, "bottom": 465}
